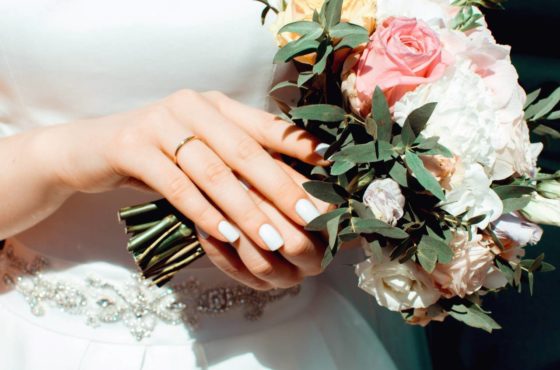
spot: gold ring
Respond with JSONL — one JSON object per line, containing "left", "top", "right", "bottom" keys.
{"left": 173, "top": 135, "right": 200, "bottom": 165}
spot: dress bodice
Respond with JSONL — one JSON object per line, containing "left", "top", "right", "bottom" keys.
{"left": 0, "top": 0, "right": 280, "bottom": 265}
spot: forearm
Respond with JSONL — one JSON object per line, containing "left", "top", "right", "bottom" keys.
{"left": 0, "top": 126, "right": 75, "bottom": 239}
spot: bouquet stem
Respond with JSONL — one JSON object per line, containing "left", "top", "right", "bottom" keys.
{"left": 118, "top": 199, "right": 205, "bottom": 286}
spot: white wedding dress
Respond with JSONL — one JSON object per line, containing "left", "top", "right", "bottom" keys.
{"left": 0, "top": 1, "right": 431, "bottom": 369}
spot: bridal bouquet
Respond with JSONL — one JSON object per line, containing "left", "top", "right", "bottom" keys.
{"left": 119, "top": 0, "right": 560, "bottom": 331}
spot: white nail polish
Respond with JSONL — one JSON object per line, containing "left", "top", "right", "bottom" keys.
{"left": 295, "top": 199, "right": 321, "bottom": 224}
{"left": 218, "top": 221, "right": 240, "bottom": 243}
{"left": 314, "top": 143, "right": 330, "bottom": 158}
{"left": 195, "top": 225, "right": 209, "bottom": 240}
{"left": 259, "top": 224, "right": 284, "bottom": 251}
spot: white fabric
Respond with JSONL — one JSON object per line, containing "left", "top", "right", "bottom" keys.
{"left": 0, "top": 1, "right": 407, "bottom": 369}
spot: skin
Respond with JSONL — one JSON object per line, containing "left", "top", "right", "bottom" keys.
{"left": 0, "top": 89, "right": 331, "bottom": 291}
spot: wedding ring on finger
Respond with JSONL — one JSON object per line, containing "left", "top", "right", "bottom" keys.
{"left": 173, "top": 135, "right": 201, "bottom": 165}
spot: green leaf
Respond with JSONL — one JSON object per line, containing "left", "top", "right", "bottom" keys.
{"left": 303, "top": 181, "right": 348, "bottom": 204}
{"left": 313, "top": 43, "right": 334, "bottom": 75}
{"left": 269, "top": 81, "right": 301, "bottom": 93}
{"left": 419, "top": 234, "right": 454, "bottom": 264}
{"left": 377, "top": 140, "right": 395, "bottom": 162}
{"left": 278, "top": 20, "right": 323, "bottom": 35}
{"left": 349, "top": 199, "right": 375, "bottom": 219}
{"left": 526, "top": 86, "right": 560, "bottom": 121}
{"left": 338, "top": 226, "right": 360, "bottom": 242}
{"left": 334, "top": 33, "right": 369, "bottom": 50}
{"left": 330, "top": 160, "right": 355, "bottom": 175}
{"left": 524, "top": 88, "right": 541, "bottom": 109}
{"left": 323, "top": 0, "right": 343, "bottom": 29}
{"left": 273, "top": 37, "right": 319, "bottom": 63}
{"left": 306, "top": 208, "right": 349, "bottom": 231}
{"left": 321, "top": 249, "right": 335, "bottom": 269}
{"left": 351, "top": 218, "right": 409, "bottom": 239}
{"left": 372, "top": 87, "right": 392, "bottom": 142}
{"left": 401, "top": 103, "right": 437, "bottom": 146}
{"left": 365, "top": 117, "right": 377, "bottom": 138}
{"left": 369, "top": 240, "right": 384, "bottom": 262}
{"left": 290, "top": 104, "right": 346, "bottom": 122}
{"left": 532, "top": 124, "right": 560, "bottom": 140}
{"left": 326, "top": 214, "right": 341, "bottom": 249}
{"left": 331, "top": 142, "right": 377, "bottom": 164}
{"left": 417, "top": 244, "right": 437, "bottom": 272}
{"left": 421, "top": 142, "right": 453, "bottom": 158}
{"left": 494, "top": 185, "right": 536, "bottom": 200}
{"left": 502, "top": 197, "right": 532, "bottom": 214}
{"left": 297, "top": 71, "right": 315, "bottom": 87}
{"left": 329, "top": 22, "right": 369, "bottom": 38}
{"left": 404, "top": 150, "right": 445, "bottom": 201}
{"left": 521, "top": 256, "right": 556, "bottom": 273}
{"left": 496, "top": 258, "right": 514, "bottom": 285}
{"left": 449, "top": 304, "right": 501, "bottom": 333}
{"left": 389, "top": 161, "right": 409, "bottom": 188}
{"left": 528, "top": 271, "right": 535, "bottom": 296}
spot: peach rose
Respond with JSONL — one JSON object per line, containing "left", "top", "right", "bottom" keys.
{"left": 271, "top": 0, "right": 378, "bottom": 64}
{"left": 420, "top": 154, "right": 463, "bottom": 191}
{"left": 432, "top": 231, "right": 494, "bottom": 298}
{"left": 344, "top": 17, "right": 451, "bottom": 115}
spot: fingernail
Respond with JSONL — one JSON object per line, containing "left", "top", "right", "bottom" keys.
{"left": 218, "top": 221, "right": 240, "bottom": 243}
{"left": 314, "top": 143, "right": 330, "bottom": 158}
{"left": 295, "top": 199, "right": 321, "bottom": 224}
{"left": 195, "top": 225, "right": 209, "bottom": 240}
{"left": 259, "top": 224, "right": 284, "bottom": 251}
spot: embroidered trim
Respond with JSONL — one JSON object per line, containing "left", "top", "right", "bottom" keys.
{"left": 0, "top": 243, "right": 300, "bottom": 341}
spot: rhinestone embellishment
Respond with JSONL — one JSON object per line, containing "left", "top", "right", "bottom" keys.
{"left": 0, "top": 243, "right": 300, "bottom": 341}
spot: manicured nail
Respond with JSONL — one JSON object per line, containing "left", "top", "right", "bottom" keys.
{"left": 295, "top": 199, "right": 321, "bottom": 224}
{"left": 259, "top": 224, "right": 284, "bottom": 251}
{"left": 195, "top": 225, "right": 209, "bottom": 240}
{"left": 218, "top": 221, "right": 240, "bottom": 243}
{"left": 314, "top": 143, "right": 330, "bottom": 158}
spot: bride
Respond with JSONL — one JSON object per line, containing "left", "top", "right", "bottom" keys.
{"left": 0, "top": 1, "right": 430, "bottom": 369}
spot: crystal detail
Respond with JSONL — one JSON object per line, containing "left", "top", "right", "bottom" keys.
{"left": 0, "top": 243, "right": 300, "bottom": 341}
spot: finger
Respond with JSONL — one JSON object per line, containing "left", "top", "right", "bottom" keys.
{"left": 248, "top": 186, "right": 325, "bottom": 276}
{"left": 196, "top": 229, "right": 272, "bottom": 291}
{"left": 118, "top": 147, "right": 233, "bottom": 244}
{"left": 202, "top": 91, "right": 330, "bottom": 166}
{"left": 171, "top": 104, "right": 323, "bottom": 229}
{"left": 157, "top": 124, "right": 286, "bottom": 252}
{"left": 230, "top": 230, "right": 303, "bottom": 289}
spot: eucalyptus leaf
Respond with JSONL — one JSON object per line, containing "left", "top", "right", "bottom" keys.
{"left": 372, "top": 87, "right": 392, "bottom": 142}
{"left": 389, "top": 161, "right": 409, "bottom": 188}
{"left": 365, "top": 117, "right": 377, "bottom": 138}
{"left": 404, "top": 150, "right": 445, "bottom": 200}
{"left": 330, "top": 160, "right": 355, "bottom": 175}
{"left": 303, "top": 180, "right": 348, "bottom": 204}
{"left": 297, "top": 71, "right": 315, "bottom": 87}
{"left": 532, "top": 124, "right": 560, "bottom": 139}
{"left": 273, "top": 37, "right": 320, "bottom": 63}
{"left": 278, "top": 20, "right": 323, "bottom": 35}
{"left": 331, "top": 142, "right": 377, "bottom": 164}
{"left": 327, "top": 214, "right": 341, "bottom": 249}
{"left": 449, "top": 304, "right": 501, "bottom": 333}
{"left": 334, "top": 33, "right": 370, "bottom": 50}
{"left": 306, "top": 208, "right": 349, "bottom": 231}
{"left": 270, "top": 81, "right": 301, "bottom": 93}
{"left": 329, "top": 22, "right": 369, "bottom": 38}
{"left": 290, "top": 104, "right": 346, "bottom": 122}
{"left": 401, "top": 103, "right": 437, "bottom": 146}
{"left": 349, "top": 199, "right": 375, "bottom": 219}
{"left": 324, "top": 0, "right": 343, "bottom": 29}
{"left": 524, "top": 88, "right": 541, "bottom": 109}
{"left": 351, "top": 218, "right": 409, "bottom": 239}
{"left": 313, "top": 43, "right": 334, "bottom": 75}
{"left": 525, "top": 86, "right": 560, "bottom": 121}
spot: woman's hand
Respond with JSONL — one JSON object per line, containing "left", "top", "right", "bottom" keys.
{"left": 37, "top": 90, "right": 330, "bottom": 289}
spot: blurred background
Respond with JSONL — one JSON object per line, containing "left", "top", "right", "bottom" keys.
{"left": 427, "top": 1, "right": 560, "bottom": 369}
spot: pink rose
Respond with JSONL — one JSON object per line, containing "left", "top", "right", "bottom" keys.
{"left": 347, "top": 17, "right": 450, "bottom": 115}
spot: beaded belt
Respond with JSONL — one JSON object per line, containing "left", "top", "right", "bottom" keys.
{"left": 0, "top": 239, "right": 301, "bottom": 341}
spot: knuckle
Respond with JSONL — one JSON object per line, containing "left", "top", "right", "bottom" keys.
{"left": 275, "top": 179, "right": 301, "bottom": 201}
{"left": 283, "top": 233, "right": 313, "bottom": 258}
{"left": 236, "top": 135, "right": 263, "bottom": 161}
{"left": 250, "top": 281, "right": 273, "bottom": 291}
{"left": 204, "top": 161, "right": 232, "bottom": 184}
{"left": 203, "top": 90, "right": 226, "bottom": 102}
{"left": 195, "top": 206, "right": 220, "bottom": 228}
{"left": 142, "top": 104, "right": 174, "bottom": 132}
{"left": 168, "top": 89, "right": 197, "bottom": 105}
{"left": 250, "top": 261, "right": 275, "bottom": 278}
{"left": 274, "top": 274, "right": 303, "bottom": 289}
{"left": 166, "top": 174, "right": 192, "bottom": 203}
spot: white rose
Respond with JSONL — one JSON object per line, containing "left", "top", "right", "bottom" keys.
{"left": 439, "top": 28, "right": 537, "bottom": 180}
{"left": 394, "top": 62, "right": 497, "bottom": 170}
{"left": 362, "top": 178, "right": 405, "bottom": 226}
{"left": 440, "top": 163, "right": 503, "bottom": 229}
{"left": 376, "top": 0, "right": 455, "bottom": 26}
{"left": 521, "top": 193, "right": 560, "bottom": 227}
{"left": 492, "top": 212, "right": 543, "bottom": 247}
{"left": 355, "top": 249, "right": 441, "bottom": 311}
